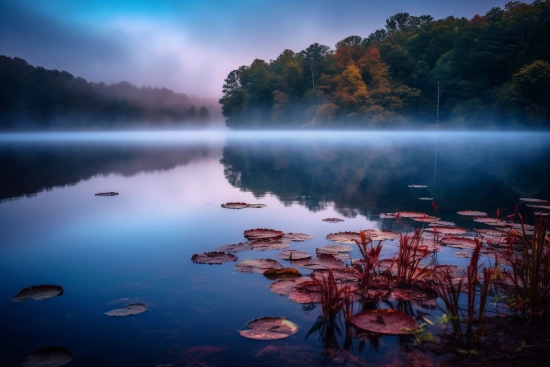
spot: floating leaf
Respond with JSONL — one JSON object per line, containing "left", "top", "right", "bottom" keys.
{"left": 326, "top": 231, "right": 360, "bottom": 244}
{"left": 473, "top": 217, "right": 507, "bottom": 226}
{"left": 288, "top": 281, "right": 323, "bottom": 303}
{"left": 391, "top": 285, "right": 437, "bottom": 302}
{"left": 214, "top": 243, "right": 252, "bottom": 252}
{"left": 425, "top": 226, "right": 468, "bottom": 235}
{"left": 235, "top": 259, "right": 283, "bottom": 273}
{"left": 519, "top": 198, "right": 548, "bottom": 203}
{"left": 263, "top": 268, "right": 301, "bottom": 280}
{"left": 351, "top": 309, "right": 417, "bottom": 335}
{"left": 311, "top": 268, "right": 360, "bottom": 283}
{"left": 411, "top": 216, "right": 440, "bottom": 223}
{"left": 457, "top": 210, "right": 487, "bottom": 216}
{"left": 247, "top": 203, "right": 267, "bottom": 208}
{"left": 191, "top": 251, "right": 237, "bottom": 264}
{"left": 526, "top": 204, "right": 550, "bottom": 210}
{"left": 396, "top": 211, "right": 430, "bottom": 218}
{"left": 269, "top": 280, "right": 298, "bottom": 295}
{"left": 316, "top": 245, "right": 353, "bottom": 254}
{"left": 408, "top": 184, "right": 427, "bottom": 188}
{"left": 418, "top": 197, "right": 434, "bottom": 201}
{"left": 12, "top": 285, "right": 63, "bottom": 302}
{"left": 322, "top": 218, "right": 344, "bottom": 223}
{"left": 105, "top": 303, "right": 147, "bottom": 317}
{"left": 244, "top": 228, "right": 283, "bottom": 240}
{"left": 221, "top": 202, "right": 248, "bottom": 209}
{"left": 292, "top": 254, "right": 345, "bottom": 270}
{"left": 283, "top": 233, "right": 312, "bottom": 242}
{"left": 474, "top": 229, "right": 506, "bottom": 237}
{"left": 18, "top": 346, "right": 73, "bottom": 367}
{"left": 429, "top": 221, "right": 456, "bottom": 226}
{"left": 249, "top": 239, "right": 290, "bottom": 251}
{"left": 379, "top": 213, "right": 398, "bottom": 219}
{"left": 361, "top": 229, "right": 400, "bottom": 241}
{"left": 239, "top": 317, "right": 298, "bottom": 340}
{"left": 95, "top": 192, "right": 118, "bottom": 196}
{"left": 278, "top": 250, "right": 311, "bottom": 261}
{"left": 441, "top": 236, "right": 478, "bottom": 249}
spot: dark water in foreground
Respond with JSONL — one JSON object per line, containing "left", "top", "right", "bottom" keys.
{"left": 0, "top": 131, "right": 549, "bottom": 366}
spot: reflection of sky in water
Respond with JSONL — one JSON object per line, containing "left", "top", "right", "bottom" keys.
{"left": 0, "top": 131, "right": 549, "bottom": 365}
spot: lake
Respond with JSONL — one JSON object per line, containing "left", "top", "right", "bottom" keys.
{"left": 1, "top": 131, "right": 549, "bottom": 366}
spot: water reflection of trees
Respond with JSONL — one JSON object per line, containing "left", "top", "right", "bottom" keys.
{"left": 0, "top": 142, "right": 218, "bottom": 202}
{"left": 221, "top": 138, "right": 550, "bottom": 219}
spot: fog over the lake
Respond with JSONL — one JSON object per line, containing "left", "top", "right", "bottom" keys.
{"left": 0, "top": 0, "right": 530, "bottom": 98}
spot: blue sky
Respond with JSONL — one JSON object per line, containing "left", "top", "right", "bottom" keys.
{"left": 0, "top": 0, "right": 532, "bottom": 97}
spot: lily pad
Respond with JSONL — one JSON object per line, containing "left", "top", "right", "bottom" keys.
{"left": 425, "top": 226, "right": 468, "bottom": 235}
{"left": 322, "top": 218, "right": 344, "bottom": 223}
{"left": 95, "top": 192, "right": 118, "bottom": 196}
{"left": 326, "top": 231, "right": 360, "bottom": 244}
{"left": 351, "top": 309, "right": 418, "bottom": 335}
{"left": 408, "top": 184, "right": 427, "bottom": 188}
{"left": 379, "top": 213, "right": 398, "bottom": 219}
{"left": 429, "top": 221, "right": 456, "bottom": 226}
{"left": 12, "top": 285, "right": 63, "bottom": 302}
{"left": 457, "top": 210, "right": 487, "bottom": 216}
{"left": 278, "top": 249, "right": 311, "bottom": 261}
{"left": 263, "top": 267, "right": 301, "bottom": 280}
{"left": 235, "top": 259, "right": 283, "bottom": 273}
{"left": 411, "top": 216, "right": 440, "bottom": 223}
{"left": 396, "top": 211, "right": 430, "bottom": 218}
{"left": 316, "top": 245, "right": 353, "bottom": 254}
{"left": 250, "top": 239, "right": 290, "bottom": 251}
{"left": 214, "top": 243, "right": 252, "bottom": 252}
{"left": 418, "top": 197, "right": 434, "bottom": 201}
{"left": 18, "top": 346, "right": 73, "bottom": 367}
{"left": 244, "top": 228, "right": 283, "bottom": 240}
{"left": 441, "top": 236, "right": 478, "bottom": 250}
{"left": 311, "top": 268, "right": 360, "bottom": 283}
{"left": 519, "top": 198, "right": 548, "bottom": 203}
{"left": 269, "top": 280, "right": 298, "bottom": 295}
{"left": 239, "top": 317, "right": 298, "bottom": 340}
{"left": 247, "top": 203, "right": 267, "bottom": 208}
{"left": 526, "top": 204, "right": 550, "bottom": 210}
{"left": 105, "top": 303, "right": 147, "bottom": 317}
{"left": 473, "top": 217, "right": 507, "bottom": 226}
{"left": 221, "top": 202, "right": 248, "bottom": 209}
{"left": 191, "top": 251, "right": 237, "bottom": 264}
{"left": 362, "top": 229, "right": 400, "bottom": 241}
{"left": 283, "top": 233, "right": 312, "bottom": 242}
{"left": 292, "top": 254, "right": 345, "bottom": 270}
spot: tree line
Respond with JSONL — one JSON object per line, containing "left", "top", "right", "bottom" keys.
{"left": 0, "top": 56, "right": 217, "bottom": 130}
{"left": 219, "top": 1, "right": 550, "bottom": 129}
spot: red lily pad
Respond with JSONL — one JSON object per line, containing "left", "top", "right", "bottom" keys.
{"left": 221, "top": 202, "right": 248, "bottom": 209}
{"left": 473, "top": 217, "right": 507, "bottom": 226}
{"left": 316, "top": 245, "right": 353, "bottom": 254}
{"left": 105, "top": 303, "right": 147, "bottom": 317}
{"left": 322, "top": 218, "right": 344, "bottom": 223}
{"left": 411, "top": 216, "right": 440, "bottom": 223}
{"left": 239, "top": 317, "right": 298, "bottom": 340}
{"left": 408, "top": 184, "right": 427, "bottom": 188}
{"left": 191, "top": 251, "right": 237, "bottom": 264}
{"left": 18, "top": 346, "right": 73, "bottom": 367}
{"left": 12, "top": 285, "right": 63, "bottom": 302}
{"left": 292, "top": 254, "right": 345, "bottom": 270}
{"left": 351, "top": 309, "right": 418, "bottom": 335}
{"left": 95, "top": 192, "right": 118, "bottom": 196}
{"left": 396, "top": 211, "right": 430, "bottom": 218}
{"left": 519, "top": 198, "right": 548, "bottom": 203}
{"left": 311, "top": 268, "right": 360, "bottom": 283}
{"left": 235, "top": 259, "right": 283, "bottom": 273}
{"left": 250, "top": 239, "right": 290, "bottom": 251}
{"left": 278, "top": 250, "right": 312, "bottom": 261}
{"left": 283, "top": 233, "right": 312, "bottom": 242}
{"left": 214, "top": 243, "right": 252, "bottom": 252}
{"left": 441, "top": 236, "right": 478, "bottom": 249}
{"left": 361, "top": 229, "right": 400, "bottom": 241}
{"left": 391, "top": 285, "right": 437, "bottom": 302}
{"left": 457, "top": 210, "right": 487, "bottom": 216}
{"left": 269, "top": 280, "right": 298, "bottom": 295}
{"left": 244, "top": 228, "right": 283, "bottom": 240}
{"left": 425, "top": 226, "right": 468, "bottom": 235}
{"left": 326, "top": 231, "right": 360, "bottom": 244}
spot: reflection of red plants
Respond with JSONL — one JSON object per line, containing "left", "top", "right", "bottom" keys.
{"left": 396, "top": 229, "right": 431, "bottom": 284}
{"left": 353, "top": 230, "right": 384, "bottom": 289}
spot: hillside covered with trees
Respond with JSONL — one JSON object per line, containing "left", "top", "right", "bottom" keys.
{"left": 219, "top": 1, "right": 550, "bottom": 129}
{"left": 0, "top": 56, "right": 221, "bottom": 130}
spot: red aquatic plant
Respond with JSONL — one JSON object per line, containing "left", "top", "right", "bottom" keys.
{"left": 396, "top": 229, "right": 431, "bottom": 284}
{"left": 353, "top": 230, "right": 384, "bottom": 289}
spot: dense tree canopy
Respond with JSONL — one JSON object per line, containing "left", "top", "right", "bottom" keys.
{"left": 0, "top": 56, "right": 218, "bottom": 130}
{"left": 219, "top": 0, "right": 550, "bottom": 129}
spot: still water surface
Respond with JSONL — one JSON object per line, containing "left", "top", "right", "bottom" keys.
{"left": 1, "top": 131, "right": 549, "bottom": 366}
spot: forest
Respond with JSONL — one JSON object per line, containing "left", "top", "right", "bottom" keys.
{"left": 0, "top": 56, "right": 220, "bottom": 130}
{"left": 219, "top": 1, "right": 550, "bottom": 129}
